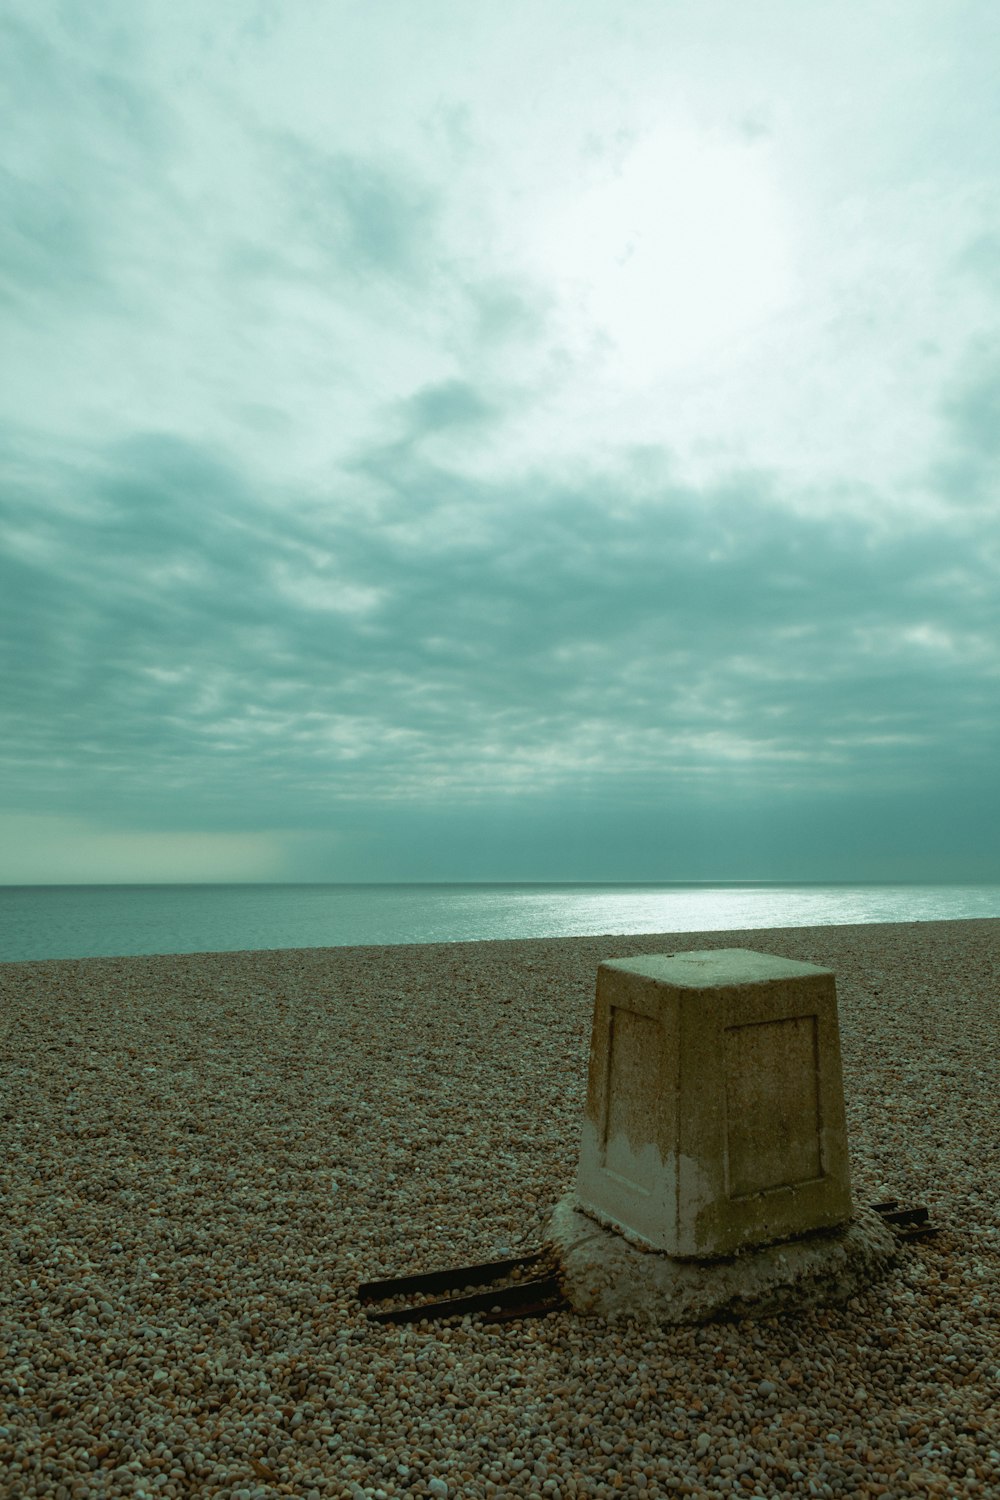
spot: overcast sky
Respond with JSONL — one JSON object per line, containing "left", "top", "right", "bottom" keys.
{"left": 2, "top": 1, "right": 999, "bottom": 884}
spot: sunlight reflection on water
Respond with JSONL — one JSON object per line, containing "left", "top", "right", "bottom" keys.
{"left": 1, "top": 882, "right": 998, "bottom": 961}
{"left": 464, "top": 883, "right": 1000, "bottom": 943}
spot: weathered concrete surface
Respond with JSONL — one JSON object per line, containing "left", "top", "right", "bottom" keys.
{"left": 575, "top": 948, "right": 853, "bottom": 1257}
{"left": 548, "top": 1195, "right": 897, "bottom": 1324}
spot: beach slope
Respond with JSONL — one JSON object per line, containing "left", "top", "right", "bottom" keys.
{"left": 2, "top": 920, "right": 997, "bottom": 1496}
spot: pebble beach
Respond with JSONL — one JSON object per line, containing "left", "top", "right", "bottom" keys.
{"left": 2, "top": 919, "right": 998, "bottom": 1499}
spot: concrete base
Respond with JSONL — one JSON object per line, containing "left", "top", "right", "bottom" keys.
{"left": 546, "top": 1194, "right": 897, "bottom": 1325}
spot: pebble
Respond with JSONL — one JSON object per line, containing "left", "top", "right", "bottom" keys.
{"left": 1, "top": 922, "right": 998, "bottom": 1498}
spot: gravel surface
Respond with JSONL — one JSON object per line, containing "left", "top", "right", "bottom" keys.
{"left": 2, "top": 919, "right": 998, "bottom": 1498}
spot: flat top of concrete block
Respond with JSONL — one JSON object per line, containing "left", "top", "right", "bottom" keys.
{"left": 601, "top": 948, "right": 833, "bottom": 989}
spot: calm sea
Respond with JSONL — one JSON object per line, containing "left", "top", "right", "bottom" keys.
{"left": 0, "top": 882, "right": 998, "bottom": 963}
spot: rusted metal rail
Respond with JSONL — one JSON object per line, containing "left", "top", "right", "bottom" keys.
{"left": 358, "top": 1248, "right": 567, "bottom": 1325}
{"left": 871, "top": 1199, "right": 939, "bottom": 1242}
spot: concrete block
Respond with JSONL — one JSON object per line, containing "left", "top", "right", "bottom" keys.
{"left": 575, "top": 948, "right": 853, "bottom": 1257}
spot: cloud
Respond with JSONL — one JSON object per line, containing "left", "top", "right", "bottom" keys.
{"left": 924, "top": 346, "right": 1000, "bottom": 515}
{"left": 957, "top": 232, "right": 1000, "bottom": 289}
{"left": 3, "top": 409, "right": 997, "bottom": 860}
{"left": 464, "top": 276, "right": 553, "bottom": 350}
{"left": 941, "top": 351, "right": 1000, "bottom": 459}
{"left": 398, "top": 380, "right": 497, "bottom": 436}
{"left": 3, "top": 2, "right": 1000, "bottom": 881}
{"left": 268, "top": 133, "right": 440, "bottom": 286}
{"left": 0, "top": 11, "right": 171, "bottom": 319}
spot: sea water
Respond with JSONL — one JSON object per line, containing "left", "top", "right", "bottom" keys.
{"left": 0, "top": 881, "right": 998, "bottom": 962}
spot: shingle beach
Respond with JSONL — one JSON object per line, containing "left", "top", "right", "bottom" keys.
{"left": 2, "top": 920, "right": 998, "bottom": 1499}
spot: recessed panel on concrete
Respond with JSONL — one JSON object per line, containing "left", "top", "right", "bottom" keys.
{"left": 575, "top": 948, "right": 853, "bottom": 1258}
{"left": 724, "top": 1014, "right": 822, "bottom": 1196}
{"left": 604, "top": 1007, "right": 659, "bottom": 1193}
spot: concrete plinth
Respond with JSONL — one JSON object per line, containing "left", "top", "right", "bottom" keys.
{"left": 548, "top": 1195, "right": 897, "bottom": 1325}
{"left": 576, "top": 949, "right": 853, "bottom": 1258}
